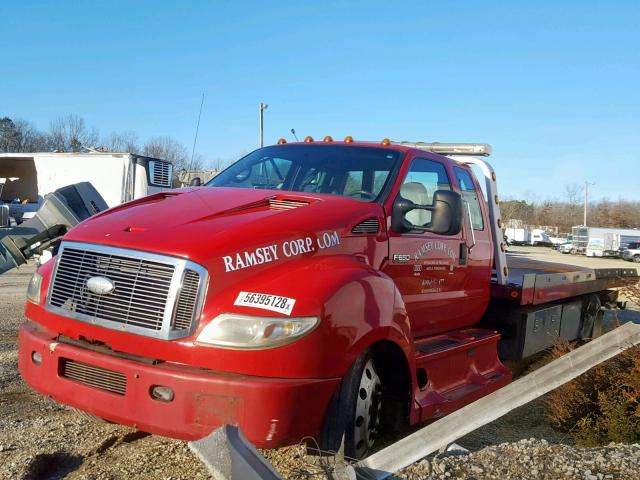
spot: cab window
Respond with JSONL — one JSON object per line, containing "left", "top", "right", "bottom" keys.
{"left": 454, "top": 167, "right": 484, "bottom": 230}
{"left": 400, "top": 158, "right": 451, "bottom": 227}
{"left": 208, "top": 145, "right": 400, "bottom": 202}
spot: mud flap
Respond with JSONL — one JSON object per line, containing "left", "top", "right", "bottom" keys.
{"left": 580, "top": 294, "right": 602, "bottom": 339}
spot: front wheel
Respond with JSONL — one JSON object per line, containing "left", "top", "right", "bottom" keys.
{"left": 319, "top": 352, "right": 383, "bottom": 459}
{"left": 634, "top": 255, "right": 640, "bottom": 263}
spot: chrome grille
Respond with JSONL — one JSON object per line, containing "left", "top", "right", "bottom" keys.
{"left": 60, "top": 358, "right": 127, "bottom": 395}
{"left": 351, "top": 217, "right": 380, "bottom": 234}
{"left": 173, "top": 269, "right": 200, "bottom": 330}
{"left": 50, "top": 247, "right": 174, "bottom": 331}
{"left": 47, "top": 242, "right": 208, "bottom": 340}
{"left": 149, "top": 160, "right": 172, "bottom": 187}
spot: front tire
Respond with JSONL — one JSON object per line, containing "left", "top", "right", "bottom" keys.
{"left": 634, "top": 255, "right": 640, "bottom": 263}
{"left": 319, "top": 352, "right": 383, "bottom": 459}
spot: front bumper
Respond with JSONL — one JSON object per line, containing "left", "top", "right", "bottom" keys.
{"left": 19, "top": 323, "right": 339, "bottom": 448}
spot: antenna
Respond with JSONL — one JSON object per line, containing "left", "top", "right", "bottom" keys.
{"left": 190, "top": 92, "right": 205, "bottom": 170}
{"left": 291, "top": 128, "right": 299, "bottom": 142}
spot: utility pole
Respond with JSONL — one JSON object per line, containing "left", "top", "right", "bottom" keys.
{"left": 259, "top": 103, "right": 268, "bottom": 147}
{"left": 584, "top": 181, "right": 594, "bottom": 226}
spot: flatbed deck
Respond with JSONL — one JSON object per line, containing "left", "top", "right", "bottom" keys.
{"left": 491, "top": 253, "right": 639, "bottom": 305}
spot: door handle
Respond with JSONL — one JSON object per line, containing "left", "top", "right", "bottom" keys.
{"left": 459, "top": 243, "right": 468, "bottom": 265}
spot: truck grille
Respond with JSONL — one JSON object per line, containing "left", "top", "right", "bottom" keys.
{"left": 60, "top": 358, "right": 127, "bottom": 395}
{"left": 149, "top": 160, "right": 172, "bottom": 187}
{"left": 47, "top": 242, "right": 207, "bottom": 340}
{"left": 173, "top": 269, "right": 200, "bottom": 330}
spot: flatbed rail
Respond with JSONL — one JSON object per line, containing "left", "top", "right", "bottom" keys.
{"left": 491, "top": 254, "right": 639, "bottom": 305}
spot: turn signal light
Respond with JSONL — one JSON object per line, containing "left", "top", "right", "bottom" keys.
{"left": 344, "top": 136, "right": 354, "bottom": 143}
{"left": 31, "top": 351, "right": 42, "bottom": 365}
{"left": 150, "top": 385, "right": 174, "bottom": 402}
{"left": 277, "top": 138, "right": 287, "bottom": 144}
{"left": 323, "top": 135, "right": 333, "bottom": 142}
{"left": 304, "top": 136, "right": 314, "bottom": 143}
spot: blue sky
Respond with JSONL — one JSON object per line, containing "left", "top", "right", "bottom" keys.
{"left": 2, "top": 1, "right": 639, "bottom": 201}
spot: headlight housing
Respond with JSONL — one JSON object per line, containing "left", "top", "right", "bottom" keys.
{"left": 26, "top": 272, "right": 43, "bottom": 304}
{"left": 195, "top": 313, "right": 319, "bottom": 349}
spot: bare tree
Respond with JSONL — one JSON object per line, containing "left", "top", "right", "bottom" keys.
{"left": 13, "top": 119, "right": 51, "bottom": 152}
{"left": 104, "top": 130, "right": 140, "bottom": 154}
{"left": 143, "top": 136, "right": 190, "bottom": 170}
{"left": 0, "top": 117, "right": 52, "bottom": 152}
{"left": 49, "top": 114, "right": 99, "bottom": 152}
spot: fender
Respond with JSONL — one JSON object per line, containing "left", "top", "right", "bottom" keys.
{"left": 206, "top": 254, "right": 414, "bottom": 379}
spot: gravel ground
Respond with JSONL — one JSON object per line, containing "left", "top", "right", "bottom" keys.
{"left": 1, "top": 260, "right": 639, "bottom": 479}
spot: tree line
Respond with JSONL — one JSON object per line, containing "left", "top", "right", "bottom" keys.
{"left": 501, "top": 194, "right": 640, "bottom": 232}
{"left": 0, "top": 114, "right": 238, "bottom": 173}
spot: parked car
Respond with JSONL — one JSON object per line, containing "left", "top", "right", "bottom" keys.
{"left": 622, "top": 242, "right": 640, "bottom": 262}
{"left": 559, "top": 242, "right": 574, "bottom": 254}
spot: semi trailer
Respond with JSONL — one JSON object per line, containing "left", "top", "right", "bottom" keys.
{"left": 572, "top": 226, "right": 640, "bottom": 257}
{"left": 18, "top": 139, "right": 638, "bottom": 459}
{"left": 0, "top": 151, "right": 173, "bottom": 226}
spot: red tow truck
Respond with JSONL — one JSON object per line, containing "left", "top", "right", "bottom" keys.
{"left": 18, "top": 139, "right": 638, "bottom": 459}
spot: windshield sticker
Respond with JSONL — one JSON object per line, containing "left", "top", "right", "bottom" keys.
{"left": 222, "top": 231, "right": 341, "bottom": 272}
{"left": 234, "top": 291, "right": 296, "bottom": 316}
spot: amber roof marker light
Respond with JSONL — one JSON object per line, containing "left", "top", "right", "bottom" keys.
{"left": 304, "top": 136, "right": 314, "bottom": 143}
{"left": 277, "top": 138, "right": 287, "bottom": 144}
{"left": 381, "top": 138, "right": 391, "bottom": 146}
{"left": 344, "top": 136, "right": 354, "bottom": 143}
{"left": 323, "top": 136, "right": 333, "bottom": 143}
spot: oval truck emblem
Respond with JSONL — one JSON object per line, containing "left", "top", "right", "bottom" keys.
{"left": 86, "top": 276, "right": 115, "bottom": 295}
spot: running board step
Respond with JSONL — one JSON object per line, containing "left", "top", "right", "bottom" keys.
{"left": 413, "top": 328, "right": 511, "bottom": 422}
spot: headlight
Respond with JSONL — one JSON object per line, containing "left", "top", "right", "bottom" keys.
{"left": 26, "top": 272, "right": 43, "bottom": 304}
{"left": 195, "top": 313, "right": 318, "bottom": 349}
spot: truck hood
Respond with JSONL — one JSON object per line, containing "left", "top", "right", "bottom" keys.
{"left": 64, "top": 187, "right": 385, "bottom": 272}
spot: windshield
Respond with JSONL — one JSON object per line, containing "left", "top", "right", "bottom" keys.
{"left": 207, "top": 145, "right": 401, "bottom": 202}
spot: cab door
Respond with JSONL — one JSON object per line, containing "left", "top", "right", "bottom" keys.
{"left": 452, "top": 165, "right": 493, "bottom": 323}
{"left": 382, "top": 156, "right": 468, "bottom": 338}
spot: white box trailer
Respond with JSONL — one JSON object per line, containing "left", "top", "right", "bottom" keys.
{"left": 0, "top": 152, "right": 173, "bottom": 223}
{"left": 505, "top": 227, "right": 551, "bottom": 246}
{"left": 572, "top": 226, "right": 640, "bottom": 256}
{"left": 505, "top": 227, "right": 530, "bottom": 245}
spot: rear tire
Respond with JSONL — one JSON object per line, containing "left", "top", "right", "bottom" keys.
{"left": 318, "top": 352, "right": 383, "bottom": 459}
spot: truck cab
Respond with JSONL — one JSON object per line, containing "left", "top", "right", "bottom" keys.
{"left": 18, "top": 139, "right": 635, "bottom": 459}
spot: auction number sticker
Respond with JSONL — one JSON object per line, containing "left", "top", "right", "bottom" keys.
{"left": 233, "top": 291, "right": 296, "bottom": 316}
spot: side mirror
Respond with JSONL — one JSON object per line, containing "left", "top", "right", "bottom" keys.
{"left": 392, "top": 190, "right": 463, "bottom": 235}
{"left": 189, "top": 177, "right": 202, "bottom": 187}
